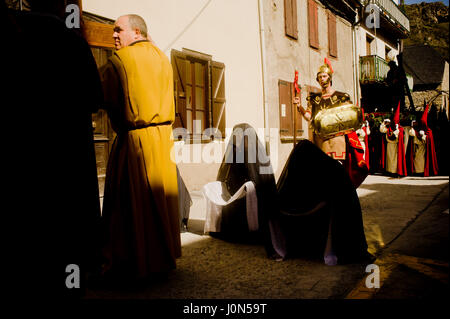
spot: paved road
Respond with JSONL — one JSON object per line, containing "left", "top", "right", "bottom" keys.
{"left": 86, "top": 175, "right": 449, "bottom": 300}
{"left": 347, "top": 179, "right": 449, "bottom": 299}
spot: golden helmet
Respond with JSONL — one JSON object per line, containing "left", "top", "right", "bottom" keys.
{"left": 316, "top": 58, "right": 334, "bottom": 81}
{"left": 317, "top": 64, "right": 332, "bottom": 76}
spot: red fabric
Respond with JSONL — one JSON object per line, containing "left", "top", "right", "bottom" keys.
{"left": 424, "top": 128, "right": 439, "bottom": 177}
{"left": 324, "top": 57, "right": 334, "bottom": 73}
{"left": 421, "top": 104, "right": 429, "bottom": 127}
{"left": 363, "top": 126, "right": 370, "bottom": 170}
{"left": 345, "top": 132, "right": 369, "bottom": 188}
{"left": 294, "top": 70, "right": 301, "bottom": 95}
{"left": 419, "top": 104, "right": 438, "bottom": 176}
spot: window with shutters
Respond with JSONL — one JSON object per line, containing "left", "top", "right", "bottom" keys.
{"left": 366, "top": 35, "right": 374, "bottom": 55}
{"left": 279, "top": 80, "right": 303, "bottom": 141}
{"left": 308, "top": 0, "right": 319, "bottom": 50}
{"left": 171, "top": 49, "right": 226, "bottom": 142}
{"left": 284, "top": 0, "right": 298, "bottom": 40}
{"left": 328, "top": 11, "right": 337, "bottom": 58}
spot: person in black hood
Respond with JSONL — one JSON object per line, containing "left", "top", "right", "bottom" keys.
{"left": 211, "top": 123, "right": 287, "bottom": 260}
{"left": 277, "top": 139, "right": 373, "bottom": 265}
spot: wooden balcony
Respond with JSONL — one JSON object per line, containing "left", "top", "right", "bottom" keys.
{"left": 362, "top": 0, "right": 410, "bottom": 37}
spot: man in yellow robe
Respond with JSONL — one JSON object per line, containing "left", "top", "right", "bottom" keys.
{"left": 99, "top": 14, "right": 181, "bottom": 283}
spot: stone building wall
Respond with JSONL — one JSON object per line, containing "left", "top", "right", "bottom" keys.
{"left": 405, "top": 85, "right": 444, "bottom": 111}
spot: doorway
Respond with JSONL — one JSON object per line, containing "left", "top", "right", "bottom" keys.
{"left": 83, "top": 12, "right": 116, "bottom": 202}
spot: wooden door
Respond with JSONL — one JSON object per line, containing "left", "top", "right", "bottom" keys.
{"left": 279, "top": 80, "right": 303, "bottom": 142}
{"left": 90, "top": 47, "right": 115, "bottom": 198}
{"left": 83, "top": 17, "right": 115, "bottom": 199}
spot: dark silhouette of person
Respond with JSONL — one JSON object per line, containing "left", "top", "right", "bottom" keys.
{"left": 210, "top": 123, "right": 287, "bottom": 260}
{"left": 385, "top": 61, "right": 404, "bottom": 112}
{"left": 4, "top": 2, "right": 103, "bottom": 299}
{"left": 277, "top": 140, "right": 373, "bottom": 265}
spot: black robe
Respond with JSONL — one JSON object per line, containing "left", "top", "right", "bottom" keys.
{"left": 212, "top": 123, "right": 286, "bottom": 258}
{"left": 368, "top": 121, "right": 384, "bottom": 174}
{"left": 4, "top": 8, "right": 103, "bottom": 298}
{"left": 277, "top": 139, "right": 370, "bottom": 263}
{"left": 435, "top": 107, "right": 449, "bottom": 176}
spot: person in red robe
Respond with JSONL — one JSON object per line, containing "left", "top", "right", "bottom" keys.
{"left": 344, "top": 132, "right": 369, "bottom": 188}
{"left": 343, "top": 106, "right": 370, "bottom": 188}
{"left": 408, "top": 104, "right": 439, "bottom": 176}
{"left": 380, "top": 102, "right": 407, "bottom": 177}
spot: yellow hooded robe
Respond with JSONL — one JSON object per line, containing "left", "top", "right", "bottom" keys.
{"left": 100, "top": 41, "right": 181, "bottom": 279}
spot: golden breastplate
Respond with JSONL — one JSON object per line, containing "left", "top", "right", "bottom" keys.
{"left": 312, "top": 100, "right": 363, "bottom": 140}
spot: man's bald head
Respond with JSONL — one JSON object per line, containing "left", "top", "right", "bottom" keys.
{"left": 113, "top": 14, "right": 148, "bottom": 50}
{"left": 126, "top": 14, "right": 148, "bottom": 38}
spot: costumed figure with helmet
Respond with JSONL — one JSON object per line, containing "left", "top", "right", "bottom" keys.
{"left": 283, "top": 59, "right": 373, "bottom": 266}
{"left": 294, "top": 58, "right": 369, "bottom": 188}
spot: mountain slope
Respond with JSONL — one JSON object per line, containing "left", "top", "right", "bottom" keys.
{"left": 402, "top": 2, "right": 449, "bottom": 61}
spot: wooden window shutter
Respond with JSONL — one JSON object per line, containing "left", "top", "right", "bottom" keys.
{"left": 211, "top": 61, "right": 226, "bottom": 139}
{"left": 308, "top": 0, "right": 319, "bottom": 49}
{"left": 279, "top": 80, "right": 303, "bottom": 140}
{"left": 328, "top": 11, "right": 337, "bottom": 58}
{"left": 284, "top": 0, "right": 298, "bottom": 40}
{"left": 278, "top": 80, "right": 294, "bottom": 139}
{"left": 171, "top": 50, "right": 188, "bottom": 134}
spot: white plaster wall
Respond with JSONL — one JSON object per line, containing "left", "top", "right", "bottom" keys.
{"left": 262, "top": 0, "right": 355, "bottom": 180}
{"left": 83, "top": 0, "right": 266, "bottom": 190}
{"left": 356, "top": 27, "right": 399, "bottom": 60}
{"left": 84, "top": 0, "right": 265, "bottom": 132}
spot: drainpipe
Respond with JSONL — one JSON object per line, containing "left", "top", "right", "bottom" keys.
{"left": 352, "top": 5, "right": 363, "bottom": 107}
{"left": 352, "top": 10, "right": 360, "bottom": 106}
{"left": 257, "top": 0, "right": 270, "bottom": 155}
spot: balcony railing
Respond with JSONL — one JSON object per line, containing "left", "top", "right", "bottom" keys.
{"left": 362, "top": 0, "right": 410, "bottom": 33}
{"left": 360, "top": 55, "right": 414, "bottom": 90}
{"left": 360, "top": 55, "right": 389, "bottom": 83}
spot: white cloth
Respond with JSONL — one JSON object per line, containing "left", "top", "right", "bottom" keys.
{"left": 177, "top": 166, "right": 192, "bottom": 225}
{"left": 202, "top": 181, "right": 258, "bottom": 233}
{"left": 385, "top": 134, "right": 399, "bottom": 174}
{"left": 413, "top": 135, "right": 426, "bottom": 173}
{"left": 357, "top": 124, "right": 370, "bottom": 161}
